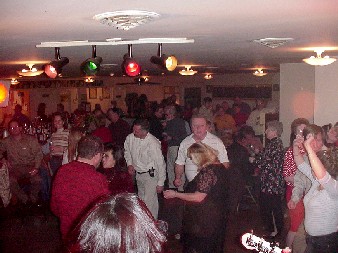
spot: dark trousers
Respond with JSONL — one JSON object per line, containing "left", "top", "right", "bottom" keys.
{"left": 39, "top": 166, "right": 51, "bottom": 202}
{"left": 49, "top": 155, "right": 63, "bottom": 176}
{"left": 305, "top": 232, "right": 338, "bottom": 253}
{"left": 259, "top": 192, "right": 284, "bottom": 233}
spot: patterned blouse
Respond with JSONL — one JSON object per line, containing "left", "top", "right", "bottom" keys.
{"left": 282, "top": 146, "right": 306, "bottom": 187}
{"left": 256, "top": 137, "right": 285, "bottom": 195}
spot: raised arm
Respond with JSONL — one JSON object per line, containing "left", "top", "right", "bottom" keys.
{"left": 303, "top": 135, "right": 326, "bottom": 180}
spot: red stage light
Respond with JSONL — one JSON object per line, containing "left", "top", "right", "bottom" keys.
{"left": 123, "top": 58, "right": 141, "bottom": 77}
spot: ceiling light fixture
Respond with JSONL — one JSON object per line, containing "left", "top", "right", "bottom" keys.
{"left": 303, "top": 49, "right": 336, "bottom": 66}
{"left": 204, "top": 74, "right": 213, "bottom": 80}
{"left": 17, "top": 63, "right": 44, "bottom": 77}
{"left": 81, "top": 45, "right": 102, "bottom": 75}
{"left": 11, "top": 78, "right": 19, "bottom": 85}
{"left": 122, "top": 44, "right": 141, "bottom": 77}
{"left": 253, "top": 68, "right": 267, "bottom": 77}
{"left": 85, "top": 77, "right": 95, "bottom": 83}
{"left": 253, "top": 38, "right": 294, "bottom": 49}
{"left": 179, "top": 66, "right": 197, "bottom": 76}
{"left": 150, "top": 43, "right": 178, "bottom": 71}
{"left": 44, "top": 47, "right": 69, "bottom": 78}
{"left": 93, "top": 10, "right": 160, "bottom": 31}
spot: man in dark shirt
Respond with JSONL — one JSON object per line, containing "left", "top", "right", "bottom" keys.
{"left": 163, "top": 105, "right": 189, "bottom": 191}
{"left": 50, "top": 135, "right": 110, "bottom": 240}
{"left": 107, "top": 108, "right": 131, "bottom": 147}
{"left": 226, "top": 128, "right": 252, "bottom": 214}
{"left": 11, "top": 104, "right": 31, "bottom": 127}
{"left": 149, "top": 105, "right": 164, "bottom": 141}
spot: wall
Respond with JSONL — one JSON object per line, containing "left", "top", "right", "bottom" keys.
{"left": 30, "top": 88, "right": 76, "bottom": 118}
{"left": 314, "top": 61, "right": 338, "bottom": 125}
{"left": 280, "top": 61, "right": 338, "bottom": 147}
{"left": 109, "top": 72, "right": 280, "bottom": 108}
{"left": 280, "top": 63, "right": 315, "bottom": 146}
{"left": 1, "top": 72, "right": 279, "bottom": 122}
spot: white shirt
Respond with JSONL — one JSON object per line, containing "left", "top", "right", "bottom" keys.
{"left": 175, "top": 132, "right": 229, "bottom": 181}
{"left": 124, "top": 133, "right": 166, "bottom": 186}
{"left": 246, "top": 108, "right": 273, "bottom": 135}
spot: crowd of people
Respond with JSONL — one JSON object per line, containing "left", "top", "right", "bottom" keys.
{"left": 0, "top": 95, "right": 337, "bottom": 253}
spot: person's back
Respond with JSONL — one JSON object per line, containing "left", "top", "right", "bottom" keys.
{"left": 50, "top": 136, "right": 110, "bottom": 240}
{"left": 51, "top": 160, "right": 110, "bottom": 239}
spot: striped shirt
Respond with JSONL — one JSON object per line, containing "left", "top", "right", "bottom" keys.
{"left": 298, "top": 162, "right": 338, "bottom": 236}
{"left": 51, "top": 128, "right": 69, "bottom": 156}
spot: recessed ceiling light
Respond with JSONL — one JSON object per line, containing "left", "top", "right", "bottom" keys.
{"left": 204, "top": 74, "right": 213, "bottom": 80}
{"left": 17, "top": 63, "right": 44, "bottom": 77}
{"left": 253, "top": 68, "right": 267, "bottom": 77}
{"left": 179, "top": 66, "right": 197, "bottom": 76}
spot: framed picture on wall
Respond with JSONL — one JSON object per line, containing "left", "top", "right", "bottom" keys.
{"left": 102, "top": 87, "right": 110, "bottom": 99}
{"left": 89, "top": 88, "right": 97, "bottom": 99}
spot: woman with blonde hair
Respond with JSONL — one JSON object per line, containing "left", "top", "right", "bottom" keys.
{"left": 62, "top": 129, "right": 84, "bottom": 165}
{"left": 164, "top": 142, "right": 229, "bottom": 253}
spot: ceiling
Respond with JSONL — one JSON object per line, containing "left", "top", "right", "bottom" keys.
{"left": 1, "top": 0, "right": 338, "bottom": 79}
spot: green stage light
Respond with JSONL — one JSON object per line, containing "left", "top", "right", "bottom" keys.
{"left": 81, "top": 45, "right": 102, "bottom": 76}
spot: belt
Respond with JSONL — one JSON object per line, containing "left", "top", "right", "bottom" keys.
{"left": 137, "top": 168, "right": 155, "bottom": 177}
{"left": 137, "top": 170, "right": 150, "bottom": 174}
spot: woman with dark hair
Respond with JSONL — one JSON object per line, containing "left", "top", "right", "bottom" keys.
{"left": 164, "top": 142, "right": 229, "bottom": 253}
{"left": 282, "top": 117, "right": 309, "bottom": 248}
{"left": 100, "top": 143, "right": 134, "bottom": 195}
{"left": 50, "top": 113, "right": 69, "bottom": 175}
{"left": 69, "top": 193, "right": 167, "bottom": 253}
{"left": 292, "top": 130, "right": 338, "bottom": 253}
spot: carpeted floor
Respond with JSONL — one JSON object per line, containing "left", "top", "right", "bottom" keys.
{"left": 0, "top": 194, "right": 289, "bottom": 253}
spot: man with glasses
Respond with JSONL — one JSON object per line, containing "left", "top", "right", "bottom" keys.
{"left": 51, "top": 135, "right": 110, "bottom": 240}
{"left": 0, "top": 119, "right": 43, "bottom": 204}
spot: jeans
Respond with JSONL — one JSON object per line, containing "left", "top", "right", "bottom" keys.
{"left": 305, "top": 232, "right": 338, "bottom": 253}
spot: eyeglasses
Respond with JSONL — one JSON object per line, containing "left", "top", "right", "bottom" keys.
{"left": 9, "top": 125, "right": 20, "bottom": 130}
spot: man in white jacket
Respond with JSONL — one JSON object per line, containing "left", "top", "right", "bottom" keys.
{"left": 124, "top": 118, "right": 166, "bottom": 219}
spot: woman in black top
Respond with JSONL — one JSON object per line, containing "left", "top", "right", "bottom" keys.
{"left": 164, "top": 142, "right": 229, "bottom": 253}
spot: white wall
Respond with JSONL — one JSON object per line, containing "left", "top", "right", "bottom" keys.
{"left": 314, "top": 61, "right": 338, "bottom": 125}
{"left": 280, "top": 62, "right": 338, "bottom": 147}
{"left": 280, "top": 63, "right": 315, "bottom": 146}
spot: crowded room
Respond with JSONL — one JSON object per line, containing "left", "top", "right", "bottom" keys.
{"left": 0, "top": 1, "right": 337, "bottom": 253}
